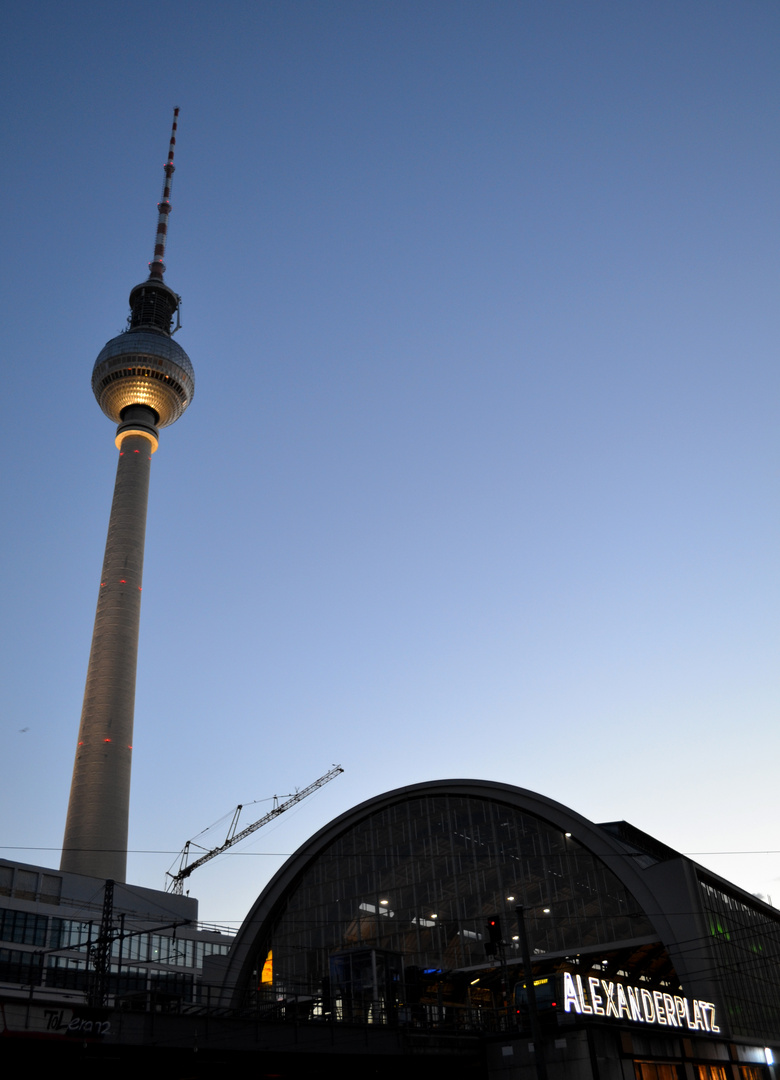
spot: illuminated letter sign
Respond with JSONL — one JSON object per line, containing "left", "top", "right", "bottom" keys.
{"left": 561, "top": 974, "right": 718, "bottom": 1033}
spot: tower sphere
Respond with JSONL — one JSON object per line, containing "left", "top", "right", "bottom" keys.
{"left": 92, "top": 327, "right": 195, "bottom": 428}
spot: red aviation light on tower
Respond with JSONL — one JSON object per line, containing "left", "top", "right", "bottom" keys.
{"left": 148, "top": 107, "right": 179, "bottom": 282}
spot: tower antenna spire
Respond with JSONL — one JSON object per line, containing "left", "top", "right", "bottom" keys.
{"left": 148, "top": 107, "right": 179, "bottom": 282}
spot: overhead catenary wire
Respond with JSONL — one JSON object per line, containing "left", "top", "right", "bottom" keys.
{"left": 6, "top": 845, "right": 780, "bottom": 857}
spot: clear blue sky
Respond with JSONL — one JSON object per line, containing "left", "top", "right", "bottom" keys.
{"left": 1, "top": 1, "right": 778, "bottom": 924}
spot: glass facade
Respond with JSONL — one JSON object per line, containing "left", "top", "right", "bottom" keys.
{"left": 0, "top": 904, "right": 231, "bottom": 1000}
{"left": 0, "top": 908, "right": 48, "bottom": 947}
{"left": 249, "top": 792, "right": 656, "bottom": 998}
{"left": 0, "top": 947, "right": 44, "bottom": 985}
{"left": 50, "top": 916, "right": 92, "bottom": 950}
{"left": 700, "top": 878, "right": 780, "bottom": 1038}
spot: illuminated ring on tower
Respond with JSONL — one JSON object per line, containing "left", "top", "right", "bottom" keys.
{"left": 92, "top": 330, "right": 195, "bottom": 428}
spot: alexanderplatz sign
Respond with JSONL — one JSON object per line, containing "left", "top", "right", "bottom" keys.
{"left": 561, "top": 972, "right": 719, "bottom": 1033}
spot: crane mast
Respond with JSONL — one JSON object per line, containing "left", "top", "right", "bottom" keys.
{"left": 166, "top": 765, "right": 344, "bottom": 894}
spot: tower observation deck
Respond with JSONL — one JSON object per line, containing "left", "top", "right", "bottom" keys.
{"left": 61, "top": 109, "right": 194, "bottom": 881}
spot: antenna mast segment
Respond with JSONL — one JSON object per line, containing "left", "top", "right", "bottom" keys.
{"left": 166, "top": 765, "right": 345, "bottom": 894}
{"left": 148, "top": 107, "right": 179, "bottom": 282}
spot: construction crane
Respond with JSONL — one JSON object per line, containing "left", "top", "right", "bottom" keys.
{"left": 166, "top": 765, "right": 344, "bottom": 894}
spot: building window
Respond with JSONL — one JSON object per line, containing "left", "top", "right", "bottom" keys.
{"left": 50, "top": 917, "right": 92, "bottom": 950}
{"left": 0, "top": 948, "right": 44, "bottom": 985}
{"left": 14, "top": 871, "right": 37, "bottom": 901}
{"left": 0, "top": 907, "right": 48, "bottom": 947}
{"left": 634, "top": 1066, "right": 682, "bottom": 1080}
{"left": 40, "top": 875, "right": 62, "bottom": 905}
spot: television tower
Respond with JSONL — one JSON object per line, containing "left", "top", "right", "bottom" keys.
{"left": 61, "top": 109, "right": 195, "bottom": 881}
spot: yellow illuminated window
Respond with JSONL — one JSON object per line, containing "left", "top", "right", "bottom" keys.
{"left": 635, "top": 1065, "right": 681, "bottom": 1080}
{"left": 261, "top": 949, "right": 273, "bottom": 986}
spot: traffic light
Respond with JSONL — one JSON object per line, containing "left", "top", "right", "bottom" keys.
{"left": 485, "top": 915, "right": 502, "bottom": 955}
{"left": 487, "top": 916, "right": 502, "bottom": 944}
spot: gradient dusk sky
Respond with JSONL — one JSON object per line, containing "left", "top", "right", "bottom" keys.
{"left": 1, "top": 1, "right": 778, "bottom": 925}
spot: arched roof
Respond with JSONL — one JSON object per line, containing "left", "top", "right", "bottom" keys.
{"left": 218, "top": 779, "right": 689, "bottom": 1005}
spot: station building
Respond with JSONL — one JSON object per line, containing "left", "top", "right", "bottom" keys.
{"left": 217, "top": 779, "right": 780, "bottom": 1079}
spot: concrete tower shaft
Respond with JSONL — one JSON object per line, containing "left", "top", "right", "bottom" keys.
{"left": 61, "top": 431, "right": 153, "bottom": 880}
